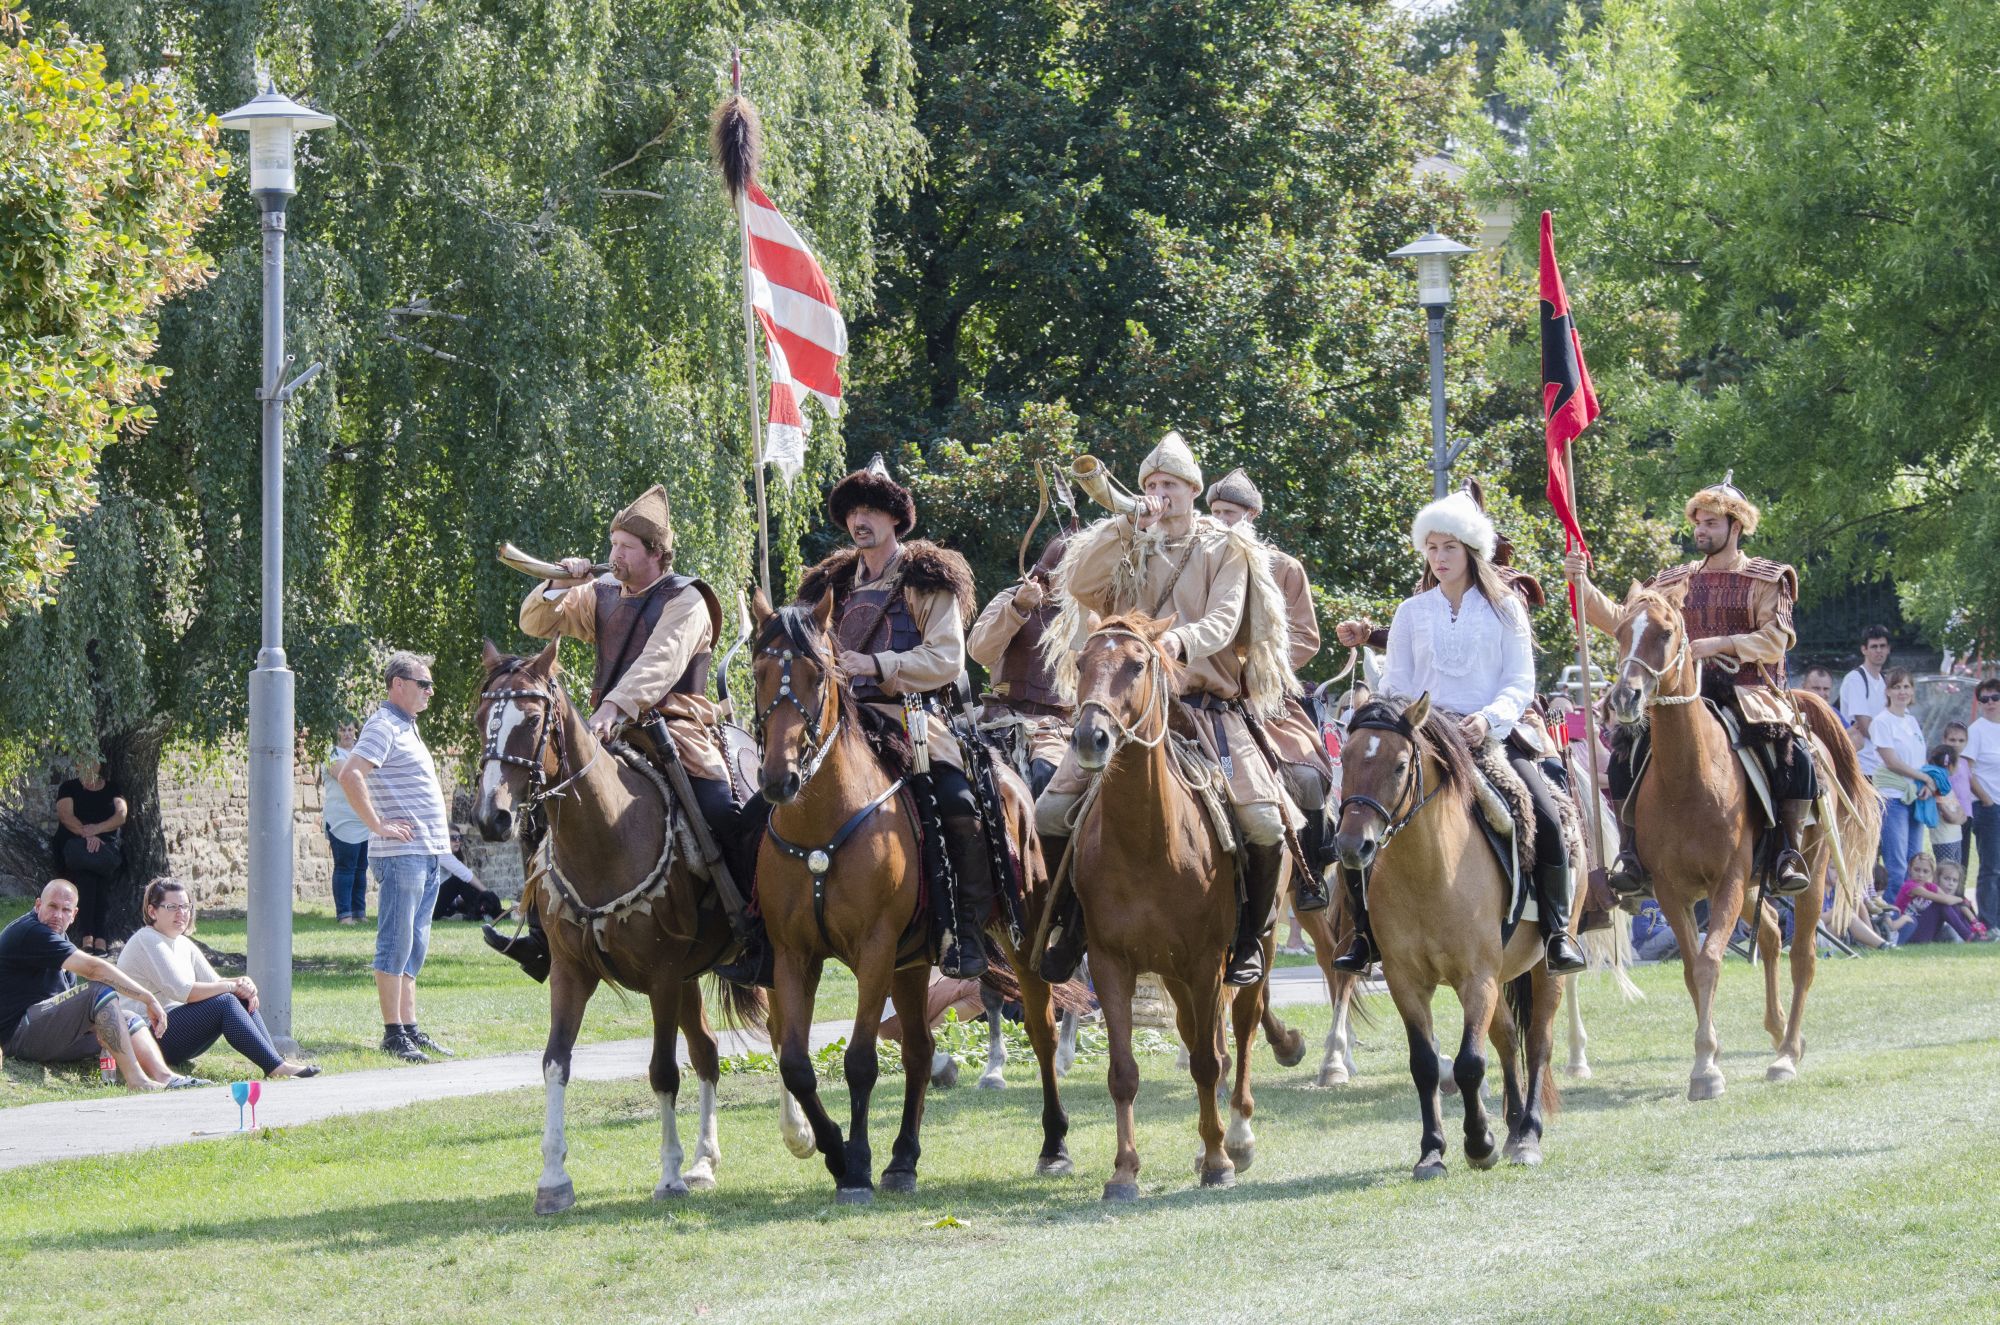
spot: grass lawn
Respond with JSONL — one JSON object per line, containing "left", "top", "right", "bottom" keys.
{"left": 0, "top": 900, "right": 859, "bottom": 1107}
{"left": 4, "top": 944, "right": 1998, "bottom": 1322}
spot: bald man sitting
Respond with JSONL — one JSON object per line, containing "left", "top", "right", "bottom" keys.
{"left": 0, "top": 879, "right": 195, "bottom": 1089}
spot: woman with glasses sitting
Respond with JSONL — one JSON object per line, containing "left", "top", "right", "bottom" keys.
{"left": 116, "top": 877, "right": 320, "bottom": 1080}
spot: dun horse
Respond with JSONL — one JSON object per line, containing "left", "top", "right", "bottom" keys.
{"left": 1608, "top": 586, "right": 1878, "bottom": 1100}
{"left": 750, "top": 591, "right": 1071, "bottom": 1202}
{"left": 1333, "top": 694, "right": 1569, "bottom": 1178}
{"left": 473, "top": 642, "right": 782, "bottom": 1213}
{"left": 1060, "top": 615, "right": 1267, "bottom": 1198}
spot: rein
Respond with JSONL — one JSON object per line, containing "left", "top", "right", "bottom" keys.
{"left": 1618, "top": 614, "right": 1701, "bottom": 709}
{"left": 1074, "top": 626, "right": 1173, "bottom": 755}
{"left": 479, "top": 684, "right": 601, "bottom": 806}
{"left": 1337, "top": 714, "right": 1446, "bottom": 849}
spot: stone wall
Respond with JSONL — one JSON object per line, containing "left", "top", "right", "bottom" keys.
{"left": 1, "top": 743, "right": 526, "bottom": 907}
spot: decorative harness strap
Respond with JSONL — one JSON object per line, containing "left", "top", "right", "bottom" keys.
{"left": 765, "top": 779, "right": 907, "bottom": 952}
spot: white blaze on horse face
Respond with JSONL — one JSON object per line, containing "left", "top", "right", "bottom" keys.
{"left": 480, "top": 700, "right": 527, "bottom": 806}
{"left": 1622, "top": 610, "right": 1653, "bottom": 689}
{"left": 1364, "top": 734, "right": 1381, "bottom": 760}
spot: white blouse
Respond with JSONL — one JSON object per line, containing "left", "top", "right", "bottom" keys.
{"left": 117, "top": 925, "right": 221, "bottom": 1013}
{"left": 1382, "top": 585, "right": 1536, "bottom": 740}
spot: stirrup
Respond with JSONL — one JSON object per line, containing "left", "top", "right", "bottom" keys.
{"left": 1771, "top": 850, "right": 1812, "bottom": 896}
{"left": 1331, "top": 934, "right": 1376, "bottom": 975}
{"left": 1545, "top": 932, "right": 1588, "bottom": 975}
{"left": 1606, "top": 852, "right": 1648, "bottom": 896}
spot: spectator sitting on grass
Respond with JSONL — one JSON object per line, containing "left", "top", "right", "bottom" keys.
{"left": 117, "top": 878, "right": 321, "bottom": 1080}
{"left": 1894, "top": 853, "right": 1983, "bottom": 944}
{"left": 0, "top": 879, "right": 194, "bottom": 1089}
{"left": 433, "top": 827, "right": 505, "bottom": 922}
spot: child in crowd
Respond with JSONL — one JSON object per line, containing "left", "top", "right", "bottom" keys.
{"left": 1898, "top": 854, "right": 1985, "bottom": 944}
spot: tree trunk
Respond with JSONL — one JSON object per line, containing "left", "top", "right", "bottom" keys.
{"left": 99, "top": 716, "right": 172, "bottom": 938}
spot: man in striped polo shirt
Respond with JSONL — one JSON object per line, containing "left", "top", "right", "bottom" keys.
{"left": 338, "top": 652, "right": 455, "bottom": 1063}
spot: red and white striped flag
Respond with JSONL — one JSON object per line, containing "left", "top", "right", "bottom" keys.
{"left": 744, "top": 182, "right": 845, "bottom": 482}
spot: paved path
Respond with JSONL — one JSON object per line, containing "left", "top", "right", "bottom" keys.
{"left": 0, "top": 965, "right": 1345, "bottom": 1173}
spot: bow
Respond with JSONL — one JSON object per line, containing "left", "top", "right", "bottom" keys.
{"left": 1018, "top": 462, "right": 1051, "bottom": 579}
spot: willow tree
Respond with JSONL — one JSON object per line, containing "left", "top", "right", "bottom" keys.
{"left": 2, "top": 0, "right": 918, "bottom": 921}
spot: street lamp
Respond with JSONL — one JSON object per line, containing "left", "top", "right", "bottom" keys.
{"left": 220, "top": 86, "right": 334, "bottom": 1051}
{"left": 1388, "top": 230, "right": 1475, "bottom": 498}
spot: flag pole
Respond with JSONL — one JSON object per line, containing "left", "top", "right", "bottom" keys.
{"left": 729, "top": 49, "right": 773, "bottom": 602}
{"left": 1564, "top": 448, "right": 1608, "bottom": 880}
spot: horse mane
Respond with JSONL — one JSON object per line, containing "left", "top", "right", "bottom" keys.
{"left": 1349, "top": 695, "right": 1476, "bottom": 814}
{"left": 756, "top": 605, "right": 910, "bottom": 763}
{"left": 1619, "top": 585, "right": 1685, "bottom": 633}
{"left": 1091, "top": 612, "right": 1188, "bottom": 692}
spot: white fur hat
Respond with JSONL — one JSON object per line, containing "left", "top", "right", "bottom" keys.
{"left": 1410, "top": 490, "right": 1497, "bottom": 562}
{"left": 1138, "top": 430, "right": 1202, "bottom": 491}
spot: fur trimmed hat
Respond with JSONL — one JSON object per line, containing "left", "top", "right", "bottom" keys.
{"left": 612, "top": 484, "right": 674, "bottom": 554}
{"left": 1205, "top": 467, "right": 1262, "bottom": 515}
{"left": 828, "top": 453, "right": 916, "bottom": 537}
{"left": 1685, "top": 469, "right": 1760, "bottom": 537}
{"left": 1410, "top": 490, "right": 1497, "bottom": 562}
{"left": 1138, "top": 430, "right": 1202, "bottom": 491}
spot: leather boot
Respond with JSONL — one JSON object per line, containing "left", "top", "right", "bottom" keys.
{"left": 938, "top": 816, "right": 992, "bottom": 979}
{"left": 1536, "top": 861, "right": 1588, "bottom": 974}
{"left": 711, "top": 796, "right": 774, "bottom": 986}
{"left": 1225, "top": 843, "right": 1285, "bottom": 987}
{"left": 1605, "top": 799, "right": 1647, "bottom": 895}
{"left": 1332, "top": 866, "right": 1377, "bottom": 974}
{"left": 1773, "top": 799, "right": 1813, "bottom": 895}
{"left": 1037, "top": 834, "right": 1086, "bottom": 983}
{"left": 483, "top": 921, "right": 551, "bottom": 983}
{"left": 1293, "top": 809, "right": 1332, "bottom": 913}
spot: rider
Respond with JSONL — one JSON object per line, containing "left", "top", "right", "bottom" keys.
{"left": 485, "top": 485, "right": 755, "bottom": 981}
{"left": 1035, "top": 432, "right": 1302, "bottom": 988}
{"left": 1203, "top": 468, "right": 1334, "bottom": 913}
{"left": 1334, "top": 490, "right": 1589, "bottom": 976}
{"left": 1564, "top": 472, "right": 1815, "bottom": 896}
{"left": 968, "top": 536, "right": 1083, "bottom": 798}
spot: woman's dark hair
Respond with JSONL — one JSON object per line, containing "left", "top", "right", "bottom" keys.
{"left": 1929, "top": 743, "right": 1958, "bottom": 769}
{"left": 144, "top": 876, "right": 194, "bottom": 932}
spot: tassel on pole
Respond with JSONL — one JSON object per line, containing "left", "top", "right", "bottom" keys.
{"left": 712, "top": 48, "right": 774, "bottom": 600}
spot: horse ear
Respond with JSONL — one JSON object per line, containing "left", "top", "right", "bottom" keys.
{"left": 528, "top": 639, "right": 560, "bottom": 678}
{"left": 1623, "top": 581, "right": 1646, "bottom": 607}
{"left": 812, "top": 586, "right": 837, "bottom": 632}
{"left": 751, "top": 587, "right": 775, "bottom": 624}
{"left": 1658, "top": 579, "right": 1689, "bottom": 612}
{"left": 1406, "top": 692, "right": 1432, "bottom": 730}
{"left": 1139, "top": 613, "right": 1178, "bottom": 641}
{"left": 479, "top": 639, "right": 503, "bottom": 671}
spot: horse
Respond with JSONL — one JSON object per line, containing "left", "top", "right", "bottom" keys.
{"left": 749, "top": 590, "right": 1071, "bottom": 1202}
{"left": 1607, "top": 585, "right": 1878, "bottom": 1100}
{"left": 472, "top": 641, "right": 796, "bottom": 1213}
{"left": 1061, "top": 613, "right": 1267, "bottom": 1198}
{"left": 1332, "top": 693, "right": 1569, "bottom": 1178}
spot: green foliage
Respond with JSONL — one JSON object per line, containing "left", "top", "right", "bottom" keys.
{"left": 1478, "top": 0, "right": 2000, "bottom": 651}
{"left": 1407, "top": 0, "right": 1602, "bottom": 139}
{"left": 0, "top": 4, "right": 222, "bottom": 620}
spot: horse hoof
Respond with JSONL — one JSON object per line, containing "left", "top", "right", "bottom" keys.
{"left": 976, "top": 1071, "right": 1006, "bottom": 1091}
{"left": 533, "top": 1181, "right": 576, "bottom": 1215}
{"left": 1316, "top": 1065, "right": 1350, "bottom": 1088}
{"left": 1225, "top": 1143, "right": 1254, "bottom": 1174}
{"left": 783, "top": 1130, "right": 816, "bottom": 1161}
{"left": 932, "top": 1060, "right": 960, "bottom": 1090}
{"left": 1508, "top": 1143, "right": 1544, "bottom": 1167}
{"left": 879, "top": 1170, "right": 917, "bottom": 1195}
{"left": 835, "top": 1186, "right": 875, "bottom": 1206}
{"left": 683, "top": 1169, "right": 717, "bottom": 1191}
{"left": 1036, "top": 1154, "right": 1074, "bottom": 1177}
{"left": 1200, "top": 1165, "right": 1237, "bottom": 1189}
{"left": 1566, "top": 1062, "right": 1593, "bottom": 1081}
{"left": 1466, "top": 1141, "right": 1498, "bottom": 1172}
{"left": 1438, "top": 1059, "right": 1459, "bottom": 1097}
{"left": 1413, "top": 1153, "right": 1447, "bottom": 1181}
{"left": 1102, "top": 1181, "right": 1141, "bottom": 1202}
{"left": 1273, "top": 1031, "right": 1307, "bottom": 1068}
{"left": 1688, "top": 1073, "right": 1726, "bottom": 1102}
{"left": 652, "top": 1180, "right": 690, "bottom": 1200}
{"left": 1766, "top": 1059, "right": 1797, "bottom": 1084}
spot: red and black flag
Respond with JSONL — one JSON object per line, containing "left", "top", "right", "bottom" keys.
{"left": 1539, "top": 210, "right": 1599, "bottom": 615}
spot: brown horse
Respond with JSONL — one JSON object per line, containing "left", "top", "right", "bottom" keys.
{"left": 1332, "top": 693, "right": 1568, "bottom": 1178}
{"left": 1608, "top": 586, "right": 1878, "bottom": 1100}
{"left": 472, "top": 641, "right": 766, "bottom": 1213}
{"left": 1063, "top": 614, "right": 1267, "bottom": 1198}
{"left": 749, "top": 591, "right": 1070, "bottom": 1202}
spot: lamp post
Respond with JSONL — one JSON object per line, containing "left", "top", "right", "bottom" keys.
{"left": 1388, "top": 231, "right": 1475, "bottom": 498}
{"left": 220, "top": 87, "right": 334, "bottom": 1050}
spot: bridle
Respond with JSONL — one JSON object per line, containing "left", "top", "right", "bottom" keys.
{"left": 479, "top": 676, "right": 601, "bottom": 807}
{"left": 754, "top": 609, "right": 843, "bottom": 792}
{"left": 1074, "top": 627, "right": 1172, "bottom": 755}
{"left": 1337, "top": 710, "right": 1446, "bottom": 850}
{"left": 1617, "top": 608, "right": 1701, "bottom": 710}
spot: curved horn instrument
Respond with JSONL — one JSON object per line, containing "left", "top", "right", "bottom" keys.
{"left": 496, "top": 541, "right": 610, "bottom": 580}
{"left": 1068, "top": 455, "right": 1147, "bottom": 518}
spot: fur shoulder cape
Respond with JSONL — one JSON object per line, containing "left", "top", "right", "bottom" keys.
{"left": 795, "top": 539, "right": 977, "bottom": 625}
{"left": 1041, "top": 514, "right": 1297, "bottom": 719}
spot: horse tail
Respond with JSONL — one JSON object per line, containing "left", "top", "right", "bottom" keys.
{"left": 1793, "top": 688, "right": 1882, "bottom": 930}
{"left": 708, "top": 973, "right": 770, "bottom": 1035}
{"left": 1507, "top": 971, "right": 1559, "bottom": 1117}
{"left": 1580, "top": 919, "right": 1646, "bottom": 1002}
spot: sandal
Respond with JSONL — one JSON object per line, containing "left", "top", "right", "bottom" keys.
{"left": 163, "top": 1074, "right": 210, "bottom": 1090}
{"left": 268, "top": 1063, "right": 322, "bottom": 1079}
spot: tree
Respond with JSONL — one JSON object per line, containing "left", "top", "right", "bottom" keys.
{"left": 1478, "top": 0, "right": 2000, "bottom": 653}
{"left": 0, "top": 4, "right": 222, "bottom": 619}
{"left": 1406, "top": 0, "right": 1602, "bottom": 140}
{"left": 2, "top": 0, "right": 919, "bottom": 926}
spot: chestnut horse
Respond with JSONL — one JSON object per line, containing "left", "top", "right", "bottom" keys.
{"left": 750, "top": 591, "right": 1070, "bottom": 1202}
{"left": 1608, "top": 586, "right": 1878, "bottom": 1100}
{"left": 472, "top": 642, "right": 777, "bottom": 1213}
{"left": 1061, "top": 614, "right": 1267, "bottom": 1198}
{"left": 1333, "top": 693, "right": 1569, "bottom": 1178}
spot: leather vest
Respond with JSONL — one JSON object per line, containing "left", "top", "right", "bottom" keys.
{"left": 985, "top": 601, "right": 1068, "bottom": 715}
{"left": 1682, "top": 571, "right": 1784, "bottom": 690}
{"left": 590, "top": 575, "right": 713, "bottom": 710}
{"left": 836, "top": 579, "right": 922, "bottom": 704}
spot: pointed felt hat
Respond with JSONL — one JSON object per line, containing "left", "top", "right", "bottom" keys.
{"left": 1138, "top": 430, "right": 1203, "bottom": 491}
{"left": 612, "top": 484, "right": 674, "bottom": 553}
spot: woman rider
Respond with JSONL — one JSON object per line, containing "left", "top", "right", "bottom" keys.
{"left": 1333, "top": 490, "right": 1588, "bottom": 976}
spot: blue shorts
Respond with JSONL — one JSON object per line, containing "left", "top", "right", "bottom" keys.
{"left": 372, "top": 853, "right": 443, "bottom": 978}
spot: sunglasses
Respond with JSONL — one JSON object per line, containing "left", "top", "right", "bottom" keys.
{"left": 395, "top": 675, "right": 436, "bottom": 691}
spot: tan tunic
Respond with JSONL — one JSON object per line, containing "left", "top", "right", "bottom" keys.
{"left": 1576, "top": 550, "right": 1798, "bottom": 726}
{"left": 518, "top": 576, "right": 728, "bottom": 781}
{"left": 1049, "top": 515, "right": 1295, "bottom": 822}
{"left": 845, "top": 556, "right": 968, "bottom": 771}
{"left": 1268, "top": 547, "right": 1321, "bottom": 673}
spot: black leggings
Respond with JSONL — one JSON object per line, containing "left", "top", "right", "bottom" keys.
{"left": 1608, "top": 727, "right": 1818, "bottom": 801}
{"left": 1506, "top": 750, "right": 1569, "bottom": 873}
{"left": 59, "top": 837, "right": 121, "bottom": 938}
{"left": 155, "top": 995, "right": 284, "bottom": 1073}
{"left": 928, "top": 764, "right": 977, "bottom": 821}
